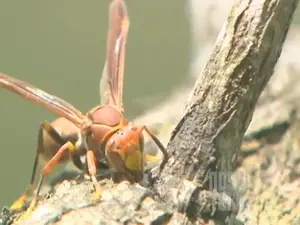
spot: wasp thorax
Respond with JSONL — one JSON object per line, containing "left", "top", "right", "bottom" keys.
{"left": 87, "top": 105, "right": 126, "bottom": 142}
{"left": 88, "top": 105, "right": 122, "bottom": 127}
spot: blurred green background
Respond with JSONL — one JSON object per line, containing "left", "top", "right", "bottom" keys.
{"left": 0, "top": 0, "right": 189, "bottom": 206}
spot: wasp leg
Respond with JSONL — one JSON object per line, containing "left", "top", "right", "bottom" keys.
{"left": 10, "top": 122, "right": 48, "bottom": 211}
{"left": 23, "top": 141, "right": 77, "bottom": 217}
{"left": 42, "top": 121, "right": 85, "bottom": 171}
{"left": 41, "top": 121, "right": 86, "bottom": 182}
{"left": 10, "top": 121, "right": 84, "bottom": 211}
{"left": 86, "top": 150, "right": 102, "bottom": 200}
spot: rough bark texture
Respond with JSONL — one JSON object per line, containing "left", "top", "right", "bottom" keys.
{"left": 235, "top": 113, "right": 300, "bottom": 225}
{"left": 151, "top": 0, "right": 298, "bottom": 217}
{"left": 2, "top": 0, "right": 299, "bottom": 225}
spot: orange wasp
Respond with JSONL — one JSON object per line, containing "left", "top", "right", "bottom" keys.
{"left": 0, "top": 0, "right": 167, "bottom": 214}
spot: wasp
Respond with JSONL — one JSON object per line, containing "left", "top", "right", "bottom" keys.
{"left": 0, "top": 0, "right": 167, "bottom": 215}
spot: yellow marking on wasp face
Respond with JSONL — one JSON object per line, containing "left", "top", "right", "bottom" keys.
{"left": 119, "top": 144, "right": 143, "bottom": 171}
{"left": 125, "top": 150, "right": 143, "bottom": 171}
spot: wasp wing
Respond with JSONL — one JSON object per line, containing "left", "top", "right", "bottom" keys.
{"left": 100, "top": 60, "right": 109, "bottom": 105}
{"left": 100, "top": 0, "right": 129, "bottom": 113}
{"left": 0, "top": 73, "right": 85, "bottom": 127}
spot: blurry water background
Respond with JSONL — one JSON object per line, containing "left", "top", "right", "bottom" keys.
{"left": 0, "top": 0, "right": 189, "bottom": 206}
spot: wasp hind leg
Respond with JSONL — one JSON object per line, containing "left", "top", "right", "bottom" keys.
{"left": 10, "top": 121, "right": 80, "bottom": 218}
{"left": 22, "top": 141, "right": 78, "bottom": 218}
{"left": 10, "top": 122, "right": 49, "bottom": 211}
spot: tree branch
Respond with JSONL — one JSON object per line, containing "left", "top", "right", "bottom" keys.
{"left": 151, "top": 0, "right": 299, "bottom": 220}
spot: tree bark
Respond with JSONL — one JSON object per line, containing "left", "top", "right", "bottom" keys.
{"left": 151, "top": 0, "right": 298, "bottom": 219}
{"left": 6, "top": 0, "right": 299, "bottom": 224}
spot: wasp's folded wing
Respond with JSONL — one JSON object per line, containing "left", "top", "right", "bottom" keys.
{"left": 102, "top": 0, "right": 129, "bottom": 112}
{"left": 100, "top": 61, "right": 109, "bottom": 105}
{"left": 0, "top": 73, "right": 85, "bottom": 127}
